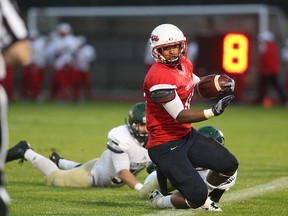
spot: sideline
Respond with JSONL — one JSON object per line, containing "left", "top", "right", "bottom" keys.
{"left": 142, "top": 177, "right": 288, "bottom": 216}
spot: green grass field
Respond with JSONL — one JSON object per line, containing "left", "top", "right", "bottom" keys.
{"left": 5, "top": 101, "right": 288, "bottom": 215}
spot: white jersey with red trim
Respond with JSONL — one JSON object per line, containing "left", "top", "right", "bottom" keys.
{"left": 144, "top": 56, "right": 197, "bottom": 149}
{"left": 74, "top": 44, "right": 96, "bottom": 71}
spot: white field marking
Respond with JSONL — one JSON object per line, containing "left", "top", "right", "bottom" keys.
{"left": 142, "top": 176, "right": 288, "bottom": 216}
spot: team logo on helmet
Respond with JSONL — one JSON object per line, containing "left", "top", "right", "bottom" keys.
{"left": 151, "top": 34, "right": 159, "bottom": 42}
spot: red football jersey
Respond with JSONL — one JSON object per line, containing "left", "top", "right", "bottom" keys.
{"left": 144, "top": 56, "right": 195, "bottom": 149}
{"left": 259, "top": 41, "right": 280, "bottom": 75}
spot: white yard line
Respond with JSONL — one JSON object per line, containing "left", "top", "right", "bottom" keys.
{"left": 142, "top": 176, "right": 288, "bottom": 216}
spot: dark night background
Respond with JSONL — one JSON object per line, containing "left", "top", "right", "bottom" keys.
{"left": 17, "top": 0, "right": 288, "bottom": 14}
{"left": 12, "top": 0, "right": 288, "bottom": 103}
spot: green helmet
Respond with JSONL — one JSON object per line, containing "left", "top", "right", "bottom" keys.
{"left": 128, "top": 102, "right": 147, "bottom": 144}
{"left": 128, "top": 102, "right": 146, "bottom": 125}
{"left": 198, "top": 126, "right": 225, "bottom": 145}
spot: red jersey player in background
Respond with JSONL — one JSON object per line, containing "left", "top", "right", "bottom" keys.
{"left": 257, "top": 30, "right": 287, "bottom": 106}
{"left": 143, "top": 24, "right": 238, "bottom": 211}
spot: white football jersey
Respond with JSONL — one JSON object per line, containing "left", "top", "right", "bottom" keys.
{"left": 90, "top": 125, "right": 150, "bottom": 187}
{"left": 74, "top": 44, "right": 96, "bottom": 71}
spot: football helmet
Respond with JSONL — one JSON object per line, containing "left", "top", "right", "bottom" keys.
{"left": 128, "top": 102, "right": 148, "bottom": 144}
{"left": 149, "top": 24, "right": 187, "bottom": 66}
{"left": 198, "top": 126, "right": 225, "bottom": 145}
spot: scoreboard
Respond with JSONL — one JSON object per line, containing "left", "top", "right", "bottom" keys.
{"left": 196, "top": 33, "right": 249, "bottom": 75}
{"left": 222, "top": 33, "right": 249, "bottom": 74}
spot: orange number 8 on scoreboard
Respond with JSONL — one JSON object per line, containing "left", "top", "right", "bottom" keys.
{"left": 222, "top": 33, "right": 249, "bottom": 74}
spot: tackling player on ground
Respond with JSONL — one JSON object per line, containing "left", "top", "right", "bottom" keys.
{"left": 6, "top": 102, "right": 150, "bottom": 191}
{"left": 143, "top": 23, "right": 238, "bottom": 211}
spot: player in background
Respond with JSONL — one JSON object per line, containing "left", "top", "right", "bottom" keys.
{"left": 144, "top": 40, "right": 155, "bottom": 71}
{"left": 6, "top": 102, "right": 150, "bottom": 191}
{"left": 139, "top": 126, "right": 237, "bottom": 205}
{"left": 47, "top": 23, "right": 79, "bottom": 101}
{"left": 0, "top": 0, "right": 32, "bottom": 214}
{"left": 71, "top": 36, "right": 96, "bottom": 101}
{"left": 143, "top": 23, "right": 238, "bottom": 211}
{"left": 21, "top": 30, "right": 47, "bottom": 100}
{"left": 0, "top": 65, "right": 16, "bottom": 101}
{"left": 281, "top": 38, "right": 288, "bottom": 94}
{"left": 257, "top": 30, "right": 287, "bottom": 106}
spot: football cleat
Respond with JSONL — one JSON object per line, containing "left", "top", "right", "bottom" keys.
{"left": 201, "top": 197, "right": 222, "bottom": 212}
{"left": 49, "top": 152, "right": 63, "bottom": 166}
{"left": 149, "top": 189, "right": 164, "bottom": 208}
{"left": 6, "top": 141, "right": 30, "bottom": 163}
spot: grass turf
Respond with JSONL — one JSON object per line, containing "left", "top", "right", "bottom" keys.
{"left": 5, "top": 101, "right": 288, "bottom": 215}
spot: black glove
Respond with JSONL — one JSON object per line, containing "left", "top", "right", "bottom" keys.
{"left": 146, "top": 162, "right": 157, "bottom": 174}
{"left": 219, "top": 75, "right": 235, "bottom": 94}
{"left": 212, "top": 95, "right": 234, "bottom": 116}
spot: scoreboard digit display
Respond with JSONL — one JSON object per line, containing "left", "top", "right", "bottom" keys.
{"left": 196, "top": 33, "right": 249, "bottom": 74}
{"left": 222, "top": 33, "right": 249, "bottom": 74}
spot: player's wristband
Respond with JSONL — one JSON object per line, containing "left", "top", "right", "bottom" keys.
{"left": 134, "top": 183, "right": 143, "bottom": 191}
{"left": 203, "top": 109, "right": 215, "bottom": 119}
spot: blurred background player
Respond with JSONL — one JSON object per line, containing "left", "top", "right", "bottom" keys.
{"left": 0, "top": 65, "right": 16, "bottom": 101}
{"left": 21, "top": 30, "right": 47, "bottom": 100}
{"left": 6, "top": 102, "right": 150, "bottom": 191}
{"left": 187, "top": 37, "right": 199, "bottom": 64}
{"left": 0, "top": 0, "right": 32, "bottom": 214}
{"left": 281, "top": 38, "right": 288, "bottom": 95}
{"left": 71, "top": 35, "right": 96, "bottom": 101}
{"left": 144, "top": 40, "right": 154, "bottom": 71}
{"left": 139, "top": 126, "right": 237, "bottom": 208}
{"left": 257, "top": 30, "right": 287, "bottom": 106}
{"left": 46, "top": 23, "right": 79, "bottom": 101}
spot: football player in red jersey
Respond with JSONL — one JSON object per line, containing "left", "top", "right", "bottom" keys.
{"left": 143, "top": 24, "right": 238, "bottom": 211}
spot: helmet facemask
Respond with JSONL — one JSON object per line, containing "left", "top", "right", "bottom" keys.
{"left": 129, "top": 122, "right": 148, "bottom": 145}
{"left": 152, "top": 42, "right": 187, "bottom": 67}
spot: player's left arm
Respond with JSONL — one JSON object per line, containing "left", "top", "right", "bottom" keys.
{"left": 110, "top": 147, "right": 143, "bottom": 191}
{"left": 153, "top": 88, "right": 233, "bottom": 123}
{"left": 117, "top": 169, "right": 143, "bottom": 191}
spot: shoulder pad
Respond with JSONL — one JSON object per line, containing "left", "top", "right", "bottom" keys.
{"left": 150, "top": 89, "right": 176, "bottom": 103}
{"left": 107, "top": 140, "right": 124, "bottom": 154}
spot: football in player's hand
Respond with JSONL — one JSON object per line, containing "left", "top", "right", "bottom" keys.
{"left": 195, "top": 74, "right": 232, "bottom": 99}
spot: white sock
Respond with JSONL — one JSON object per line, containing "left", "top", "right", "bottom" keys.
{"left": 0, "top": 187, "right": 10, "bottom": 205}
{"left": 24, "top": 149, "right": 58, "bottom": 176}
{"left": 157, "top": 195, "right": 175, "bottom": 208}
{"left": 58, "top": 159, "right": 81, "bottom": 170}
